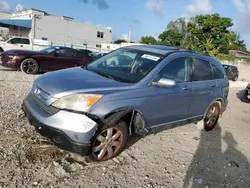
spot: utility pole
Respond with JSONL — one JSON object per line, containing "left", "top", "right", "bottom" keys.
{"left": 128, "top": 26, "right": 132, "bottom": 43}
{"left": 31, "top": 14, "right": 36, "bottom": 51}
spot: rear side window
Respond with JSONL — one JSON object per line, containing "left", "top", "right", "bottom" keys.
{"left": 211, "top": 63, "right": 224, "bottom": 79}
{"left": 191, "top": 58, "right": 213, "bottom": 81}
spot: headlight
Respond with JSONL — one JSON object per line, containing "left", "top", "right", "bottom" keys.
{"left": 8, "top": 55, "right": 20, "bottom": 60}
{"left": 52, "top": 94, "right": 103, "bottom": 112}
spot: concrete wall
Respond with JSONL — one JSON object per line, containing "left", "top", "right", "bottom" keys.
{"left": 34, "top": 14, "right": 112, "bottom": 49}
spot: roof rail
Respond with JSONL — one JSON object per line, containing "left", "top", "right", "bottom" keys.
{"left": 186, "top": 46, "right": 193, "bottom": 52}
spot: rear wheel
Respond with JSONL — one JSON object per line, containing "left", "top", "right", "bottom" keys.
{"left": 233, "top": 75, "right": 238, "bottom": 82}
{"left": 20, "top": 58, "right": 39, "bottom": 74}
{"left": 203, "top": 102, "right": 221, "bottom": 131}
{"left": 90, "top": 120, "right": 128, "bottom": 161}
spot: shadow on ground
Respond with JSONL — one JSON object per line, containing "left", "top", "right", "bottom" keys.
{"left": 236, "top": 89, "right": 249, "bottom": 103}
{"left": 184, "top": 125, "right": 250, "bottom": 187}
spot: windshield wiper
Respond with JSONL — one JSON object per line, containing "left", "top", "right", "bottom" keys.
{"left": 88, "top": 69, "right": 116, "bottom": 80}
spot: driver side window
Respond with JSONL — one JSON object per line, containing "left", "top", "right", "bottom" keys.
{"left": 157, "top": 57, "right": 191, "bottom": 83}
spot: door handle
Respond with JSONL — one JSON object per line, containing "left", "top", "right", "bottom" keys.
{"left": 20, "top": 45, "right": 23, "bottom": 47}
{"left": 210, "top": 84, "right": 216, "bottom": 88}
{"left": 182, "top": 86, "right": 190, "bottom": 91}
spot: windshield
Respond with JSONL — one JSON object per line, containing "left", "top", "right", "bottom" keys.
{"left": 40, "top": 47, "right": 58, "bottom": 54}
{"left": 85, "top": 48, "right": 163, "bottom": 83}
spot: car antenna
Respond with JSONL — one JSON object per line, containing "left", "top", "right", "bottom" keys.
{"left": 203, "top": 48, "right": 210, "bottom": 56}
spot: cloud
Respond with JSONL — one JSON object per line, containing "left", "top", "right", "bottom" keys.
{"left": 186, "top": 0, "right": 213, "bottom": 17}
{"left": 80, "top": 0, "right": 109, "bottom": 10}
{"left": 232, "top": 0, "right": 250, "bottom": 48}
{"left": 146, "top": 0, "right": 165, "bottom": 18}
{"left": 0, "top": 0, "right": 10, "bottom": 11}
{"left": 15, "top": 4, "right": 24, "bottom": 12}
{"left": 232, "top": 0, "right": 250, "bottom": 34}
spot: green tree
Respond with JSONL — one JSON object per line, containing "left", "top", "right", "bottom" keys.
{"left": 114, "top": 39, "right": 127, "bottom": 44}
{"left": 140, "top": 36, "right": 157, "bottom": 44}
{"left": 167, "top": 17, "right": 188, "bottom": 43}
{"left": 186, "top": 13, "right": 246, "bottom": 55}
{"left": 158, "top": 17, "right": 188, "bottom": 47}
{"left": 158, "top": 29, "right": 183, "bottom": 46}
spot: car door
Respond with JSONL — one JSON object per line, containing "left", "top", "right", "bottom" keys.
{"left": 145, "top": 56, "right": 194, "bottom": 128}
{"left": 6, "top": 38, "right": 22, "bottom": 50}
{"left": 189, "top": 57, "right": 217, "bottom": 117}
{"left": 19, "top": 38, "right": 31, "bottom": 49}
{"left": 7, "top": 38, "right": 31, "bottom": 50}
{"left": 50, "top": 48, "right": 78, "bottom": 70}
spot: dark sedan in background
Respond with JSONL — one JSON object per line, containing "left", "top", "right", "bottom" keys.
{"left": 0, "top": 46, "right": 96, "bottom": 74}
{"left": 222, "top": 64, "right": 239, "bottom": 81}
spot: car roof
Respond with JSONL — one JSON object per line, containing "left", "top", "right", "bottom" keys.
{"left": 51, "top": 46, "right": 77, "bottom": 50}
{"left": 223, "top": 64, "right": 236, "bottom": 66}
{"left": 125, "top": 45, "right": 179, "bottom": 55}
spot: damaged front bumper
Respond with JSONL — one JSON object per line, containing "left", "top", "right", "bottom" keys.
{"left": 22, "top": 92, "right": 99, "bottom": 156}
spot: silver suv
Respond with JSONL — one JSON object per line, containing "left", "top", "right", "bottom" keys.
{"left": 22, "top": 45, "right": 229, "bottom": 161}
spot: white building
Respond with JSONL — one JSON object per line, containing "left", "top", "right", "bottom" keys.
{"left": 0, "top": 9, "right": 112, "bottom": 51}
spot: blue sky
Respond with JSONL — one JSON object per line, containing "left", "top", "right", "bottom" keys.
{"left": 1, "top": 0, "right": 250, "bottom": 49}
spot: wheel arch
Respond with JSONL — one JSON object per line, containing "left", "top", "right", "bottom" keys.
{"left": 204, "top": 98, "right": 224, "bottom": 117}
{"left": 19, "top": 57, "right": 40, "bottom": 68}
{"left": 102, "top": 108, "right": 148, "bottom": 136}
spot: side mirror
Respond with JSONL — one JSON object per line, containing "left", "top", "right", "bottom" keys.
{"left": 152, "top": 78, "right": 176, "bottom": 88}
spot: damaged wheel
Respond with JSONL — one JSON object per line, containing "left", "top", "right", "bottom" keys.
{"left": 91, "top": 120, "right": 128, "bottom": 161}
{"left": 203, "top": 102, "right": 220, "bottom": 131}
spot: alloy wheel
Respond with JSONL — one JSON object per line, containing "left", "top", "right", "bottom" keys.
{"left": 22, "top": 60, "right": 38, "bottom": 74}
{"left": 92, "top": 127, "right": 124, "bottom": 161}
{"left": 204, "top": 105, "right": 219, "bottom": 128}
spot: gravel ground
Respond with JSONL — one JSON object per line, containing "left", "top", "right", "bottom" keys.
{"left": 0, "top": 66, "right": 250, "bottom": 188}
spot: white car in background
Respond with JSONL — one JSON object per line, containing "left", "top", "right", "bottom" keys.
{"left": 0, "top": 37, "right": 49, "bottom": 54}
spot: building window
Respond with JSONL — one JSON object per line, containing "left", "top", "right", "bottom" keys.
{"left": 97, "top": 31, "right": 104, "bottom": 38}
{"left": 96, "top": 44, "right": 101, "bottom": 48}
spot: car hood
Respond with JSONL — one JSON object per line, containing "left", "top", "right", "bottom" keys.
{"left": 35, "top": 67, "right": 131, "bottom": 98}
{"left": 2, "top": 49, "right": 41, "bottom": 55}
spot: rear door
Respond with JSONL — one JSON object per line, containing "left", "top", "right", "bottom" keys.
{"left": 76, "top": 50, "right": 95, "bottom": 66}
{"left": 51, "top": 48, "right": 78, "bottom": 70}
{"left": 189, "top": 57, "right": 217, "bottom": 117}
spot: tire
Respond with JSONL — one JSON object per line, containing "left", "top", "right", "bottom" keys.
{"left": 0, "top": 47, "right": 4, "bottom": 55}
{"left": 233, "top": 75, "right": 238, "bottom": 82}
{"left": 203, "top": 102, "right": 221, "bottom": 131}
{"left": 90, "top": 120, "right": 128, "bottom": 162}
{"left": 20, "top": 58, "right": 39, "bottom": 74}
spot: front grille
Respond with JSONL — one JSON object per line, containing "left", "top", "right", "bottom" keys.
{"left": 31, "top": 85, "right": 59, "bottom": 115}
{"left": 32, "top": 95, "right": 59, "bottom": 115}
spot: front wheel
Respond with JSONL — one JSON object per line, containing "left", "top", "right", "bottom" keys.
{"left": 90, "top": 120, "right": 128, "bottom": 161}
{"left": 20, "top": 58, "right": 39, "bottom": 74}
{"left": 203, "top": 102, "right": 221, "bottom": 131}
